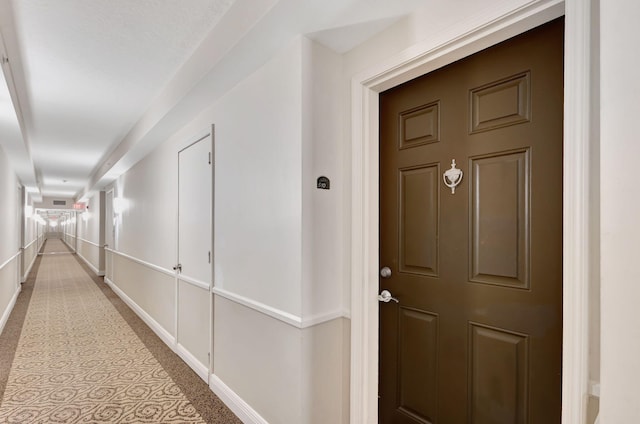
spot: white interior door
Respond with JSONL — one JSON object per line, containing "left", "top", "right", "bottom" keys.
{"left": 177, "top": 129, "right": 213, "bottom": 381}
{"left": 105, "top": 190, "right": 114, "bottom": 280}
{"left": 16, "top": 185, "right": 22, "bottom": 286}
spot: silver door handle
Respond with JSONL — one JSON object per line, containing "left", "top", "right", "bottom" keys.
{"left": 378, "top": 289, "right": 399, "bottom": 303}
{"left": 380, "top": 266, "right": 392, "bottom": 278}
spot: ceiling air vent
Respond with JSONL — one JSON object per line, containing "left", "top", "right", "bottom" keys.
{"left": 53, "top": 200, "right": 67, "bottom": 206}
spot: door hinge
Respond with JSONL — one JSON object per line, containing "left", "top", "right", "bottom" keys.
{"left": 208, "top": 251, "right": 211, "bottom": 263}
{"left": 208, "top": 152, "right": 212, "bottom": 165}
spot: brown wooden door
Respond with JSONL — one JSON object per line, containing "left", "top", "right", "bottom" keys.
{"left": 379, "top": 19, "right": 563, "bottom": 424}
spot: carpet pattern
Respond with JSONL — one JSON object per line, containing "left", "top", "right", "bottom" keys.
{"left": 0, "top": 239, "right": 234, "bottom": 423}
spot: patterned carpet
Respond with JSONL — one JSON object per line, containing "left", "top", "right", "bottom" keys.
{"left": 0, "top": 239, "right": 240, "bottom": 424}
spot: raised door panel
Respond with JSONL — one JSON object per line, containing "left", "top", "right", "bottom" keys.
{"left": 470, "top": 150, "right": 529, "bottom": 288}
{"left": 469, "top": 323, "right": 529, "bottom": 424}
{"left": 470, "top": 72, "right": 530, "bottom": 134}
{"left": 397, "top": 308, "right": 439, "bottom": 424}
{"left": 399, "top": 165, "right": 440, "bottom": 277}
{"left": 400, "top": 102, "right": 441, "bottom": 149}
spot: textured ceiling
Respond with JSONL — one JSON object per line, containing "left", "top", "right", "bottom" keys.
{"left": 9, "top": 0, "right": 236, "bottom": 197}
{"left": 0, "top": 0, "right": 428, "bottom": 201}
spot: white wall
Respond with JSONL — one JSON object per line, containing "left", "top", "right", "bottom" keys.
{"left": 92, "top": 1, "right": 617, "bottom": 422}
{"left": 211, "top": 38, "right": 303, "bottom": 316}
{"left": 62, "top": 212, "right": 77, "bottom": 251}
{"left": 0, "top": 145, "right": 21, "bottom": 334}
{"left": 301, "top": 38, "right": 345, "bottom": 320}
{"left": 107, "top": 119, "right": 180, "bottom": 338}
{"left": 343, "top": 0, "right": 532, "bottom": 76}
{"left": 34, "top": 196, "right": 75, "bottom": 209}
{"left": 21, "top": 192, "right": 40, "bottom": 280}
{"left": 106, "top": 36, "right": 349, "bottom": 423}
{"left": 76, "top": 191, "right": 104, "bottom": 275}
{"left": 599, "top": 0, "right": 640, "bottom": 421}
{"left": 115, "top": 142, "right": 176, "bottom": 267}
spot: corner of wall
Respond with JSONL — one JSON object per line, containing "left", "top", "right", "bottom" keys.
{"left": 301, "top": 318, "right": 349, "bottom": 424}
{"left": 300, "top": 36, "right": 346, "bottom": 321}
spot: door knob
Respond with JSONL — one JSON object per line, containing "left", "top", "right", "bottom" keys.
{"left": 380, "top": 266, "right": 392, "bottom": 278}
{"left": 378, "top": 289, "right": 399, "bottom": 303}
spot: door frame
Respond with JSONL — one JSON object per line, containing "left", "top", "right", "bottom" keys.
{"left": 105, "top": 189, "right": 115, "bottom": 280}
{"left": 175, "top": 125, "right": 214, "bottom": 383}
{"left": 349, "top": 0, "right": 594, "bottom": 423}
{"left": 16, "top": 183, "right": 23, "bottom": 287}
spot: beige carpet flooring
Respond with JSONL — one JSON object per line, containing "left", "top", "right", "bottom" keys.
{"left": 0, "top": 239, "right": 240, "bottom": 424}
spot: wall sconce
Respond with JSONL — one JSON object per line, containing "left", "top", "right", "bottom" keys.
{"left": 113, "top": 197, "right": 127, "bottom": 215}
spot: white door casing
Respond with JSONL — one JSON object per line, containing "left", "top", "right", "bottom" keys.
{"left": 105, "top": 189, "right": 114, "bottom": 281}
{"left": 176, "top": 127, "right": 213, "bottom": 382}
{"left": 16, "top": 184, "right": 22, "bottom": 288}
{"left": 349, "top": 0, "right": 594, "bottom": 423}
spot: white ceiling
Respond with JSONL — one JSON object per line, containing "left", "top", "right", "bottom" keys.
{"left": 0, "top": 0, "right": 426, "bottom": 201}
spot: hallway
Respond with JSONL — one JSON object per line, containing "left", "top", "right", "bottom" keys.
{"left": 3, "top": 0, "right": 640, "bottom": 422}
{"left": 0, "top": 239, "right": 239, "bottom": 424}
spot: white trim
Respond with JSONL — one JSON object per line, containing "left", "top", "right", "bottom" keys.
{"left": 209, "top": 124, "right": 215, "bottom": 376}
{"left": 22, "top": 246, "right": 38, "bottom": 282}
{"left": 212, "top": 287, "right": 347, "bottom": 329}
{"left": 0, "top": 285, "right": 20, "bottom": 335}
{"left": 209, "top": 374, "right": 269, "bottom": 424}
{"left": 22, "top": 238, "right": 38, "bottom": 250}
{"left": 177, "top": 275, "right": 210, "bottom": 291}
{"left": 76, "top": 237, "right": 101, "bottom": 248}
{"left": 301, "top": 309, "right": 347, "bottom": 328}
{"left": 0, "top": 251, "right": 21, "bottom": 271}
{"left": 107, "top": 248, "right": 174, "bottom": 278}
{"left": 589, "top": 381, "right": 600, "bottom": 398}
{"left": 104, "top": 277, "right": 176, "bottom": 347}
{"left": 212, "top": 287, "right": 302, "bottom": 327}
{"left": 61, "top": 237, "right": 77, "bottom": 253}
{"left": 105, "top": 250, "right": 214, "bottom": 380}
{"left": 562, "top": 0, "right": 593, "bottom": 422}
{"left": 75, "top": 238, "right": 100, "bottom": 275}
{"left": 176, "top": 343, "right": 208, "bottom": 382}
{"left": 348, "top": 1, "right": 590, "bottom": 423}
{"left": 76, "top": 250, "right": 105, "bottom": 276}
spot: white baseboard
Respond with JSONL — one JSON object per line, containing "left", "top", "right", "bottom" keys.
{"left": 176, "top": 343, "right": 208, "bottom": 382}
{"left": 106, "top": 275, "right": 260, "bottom": 423}
{"left": 209, "top": 374, "right": 268, "bottom": 424}
{"left": 61, "top": 237, "right": 77, "bottom": 253}
{"left": 0, "top": 285, "right": 21, "bottom": 335}
{"left": 76, "top": 251, "right": 105, "bottom": 276}
{"left": 22, "top": 250, "right": 37, "bottom": 282}
{"left": 104, "top": 277, "right": 176, "bottom": 348}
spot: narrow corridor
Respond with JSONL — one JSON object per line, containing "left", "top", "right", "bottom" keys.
{"left": 0, "top": 239, "right": 240, "bottom": 424}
